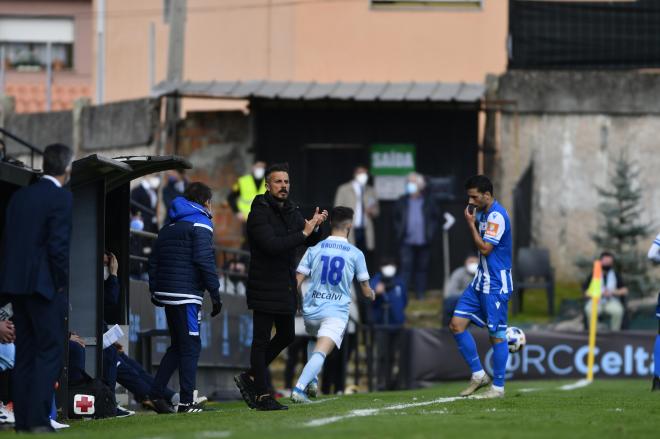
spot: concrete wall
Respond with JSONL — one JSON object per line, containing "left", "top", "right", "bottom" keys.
{"left": 493, "top": 71, "right": 660, "bottom": 280}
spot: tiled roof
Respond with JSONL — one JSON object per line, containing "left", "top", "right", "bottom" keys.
{"left": 4, "top": 83, "right": 92, "bottom": 113}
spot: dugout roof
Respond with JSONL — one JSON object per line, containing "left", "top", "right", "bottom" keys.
{"left": 152, "top": 80, "right": 485, "bottom": 103}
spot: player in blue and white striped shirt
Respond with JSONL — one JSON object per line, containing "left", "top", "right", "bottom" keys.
{"left": 646, "top": 233, "right": 660, "bottom": 391}
{"left": 291, "top": 206, "right": 375, "bottom": 403}
{"left": 449, "top": 175, "right": 513, "bottom": 399}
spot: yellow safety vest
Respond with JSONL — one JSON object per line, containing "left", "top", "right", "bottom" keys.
{"left": 237, "top": 174, "right": 266, "bottom": 216}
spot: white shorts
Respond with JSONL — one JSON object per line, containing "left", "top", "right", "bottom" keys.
{"left": 304, "top": 318, "right": 348, "bottom": 349}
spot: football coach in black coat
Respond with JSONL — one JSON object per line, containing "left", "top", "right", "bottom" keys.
{"left": 235, "top": 163, "right": 327, "bottom": 411}
{"left": 0, "top": 143, "right": 73, "bottom": 433}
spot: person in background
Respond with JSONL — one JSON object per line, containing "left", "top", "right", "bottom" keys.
{"left": 582, "top": 251, "right": 628, "bottom": 331}
{"left": 334, "top": 166, "right": 379, "bottom": 258}
{"left": 0, "top": 304, "right": 15, "bottom": 427}
{"left": 393, "top": 172, "right": 441, "bottom": 300}
{"left": 227, "top": 161, "right": 267, "bottom": 247}
{"left": 647, "top": 233, "right": 660, "bottom": 391}
{"left": 443, "top": 255, "right": 479, "bottom": 326}
{"left": 163, "top": 169, "right": 189, "bottom": 215}
{"left": 0, "top": 143, "right": 73, "bottom": 432}
{"left": 131, "top": 174, "right": 160, "bottom": 233}
{"left": 370, "top": 259, "right": 407, "bottom": 390}
{"left": 129, "top": 212, "right": 148, "bottom": 280}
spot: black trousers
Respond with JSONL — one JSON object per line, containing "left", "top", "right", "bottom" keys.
{"left": 11, "top": 292, "right": 65, "bottom": 431}
{"left": 249, "top": 310, "right": 295, "bottom": 395}
{"left": 150, "top": 304, "right": 201, "bottom": 404}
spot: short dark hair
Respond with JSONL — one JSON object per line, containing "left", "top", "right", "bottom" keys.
{"left": 331, "top": 206, "right": 354, "bottom": 230}
{"left": 600, "top": 251, "right": 615, "bottom": 260}
{"left": 184, "top": 182, "right": 212, "bottom": 206}
{"left": 464, "top": 174, "right": 493, "bottom": 196}
{"left": 266, "top": 163, "right": 289, "bottom": 181}
{"left": 43, "top": 143, "right": 73, "bottom": 176}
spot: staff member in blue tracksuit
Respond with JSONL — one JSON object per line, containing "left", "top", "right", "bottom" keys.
{"left": 148, "top": 182, "right": 222, "bottom": 413}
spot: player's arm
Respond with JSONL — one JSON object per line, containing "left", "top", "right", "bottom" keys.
{"left": 464, "top": 206, "right": 494, "bottom": 256}
{"left": 296, "top": 272, "right": 307, "bottom": 297}
{"left": 295, "top": 249, "right": 312, "bottom": 310}
{"left": 360, "top": 281, "right": 376, "bottom": 302}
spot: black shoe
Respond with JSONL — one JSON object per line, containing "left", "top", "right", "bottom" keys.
{"left": 149, "top": 398, "right": 176, "bottom": 414}
{"left": 652, "top": 376, "right": 660, "bottom": 392}
{"left": 177, "top": 402, "right": 204, "bottom": 413}
{"left": 234, "top": 373, "right": 257, "bottom": 409}
{"left": 255, "top": 394, "right": 288, "bottom": 411}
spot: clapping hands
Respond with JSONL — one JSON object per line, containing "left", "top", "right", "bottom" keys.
{"left": 304, "top": 207, "right": 329, "bottom": 236}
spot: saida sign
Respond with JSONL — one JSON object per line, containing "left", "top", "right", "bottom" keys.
{"left": 370, "top": 144, "right": 416, "bottom": 176}
{"left": 370, "top": 144, "right": 416, "bottom": 200}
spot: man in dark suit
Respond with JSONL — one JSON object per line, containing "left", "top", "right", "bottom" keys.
{"left": 0, "top": 143, "right": 73, "bottom": 433}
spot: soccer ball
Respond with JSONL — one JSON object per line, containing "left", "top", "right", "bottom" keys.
{"left": 506, "top": 326, "right": 526, "bottom": 353}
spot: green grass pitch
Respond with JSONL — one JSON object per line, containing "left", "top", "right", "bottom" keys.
{"left": 4, "top": 379, "right": 659, "bottom": 439}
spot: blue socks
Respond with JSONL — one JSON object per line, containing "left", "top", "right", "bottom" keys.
{"left": 453, "top": 331, "right": 484, "bottom": 374}
{"left": 295, "top": 351, "right": 326, "bottom": 391}
{"left": 654, "top": 334, "right": 660, "bottom": 378}
{"left": 492, "top": 340, "right": 508, "bottom": 388}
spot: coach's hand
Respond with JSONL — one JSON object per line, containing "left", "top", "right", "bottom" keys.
{"left": 211, "top": 302, "right": 223, "bottom": 317}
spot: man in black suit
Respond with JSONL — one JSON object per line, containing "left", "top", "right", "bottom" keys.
{"left": 0, "top": 143, "right": 73, "bottom": 433}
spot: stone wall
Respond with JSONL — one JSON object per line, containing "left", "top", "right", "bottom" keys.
{"left": 493, "top": 71, "right": 660, "bottom": 280}
{"left": 175, "top": 111, "right": 254, "bottom": 249}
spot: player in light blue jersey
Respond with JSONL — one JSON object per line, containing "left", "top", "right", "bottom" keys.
{"left": 646, "top": 233, "right": 660, "bottom": 391}
{"left": 291, "top": 206, "right": 375, "bottom": 403}
{"left": 449, "top": 175, "right": 513, "bottom": 399}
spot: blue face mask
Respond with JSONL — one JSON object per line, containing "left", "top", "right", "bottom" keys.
{"left": 406, "top": 182, "right": 418, "bottom": 195}
{"left": 130, "top": 218, "right": 144, "bottom": 231}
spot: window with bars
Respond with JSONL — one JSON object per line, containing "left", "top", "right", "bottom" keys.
{"left": 0, "top": 17, "right": 75, "bottom": 72}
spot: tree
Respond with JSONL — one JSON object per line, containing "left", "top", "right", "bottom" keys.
{"left": 588, "top": 151, "right": 654, "bottom": 296}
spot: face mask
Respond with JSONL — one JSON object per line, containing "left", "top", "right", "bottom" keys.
{"left": 355, "top": 173, "right": 369, "bottom": 186}
{"left": 381, "top": 265, "right": 397, "bottom": 278}
{"left": 466, "top": 262, "right": 479, "bottom": 275}
{"left": 406, "top": 182, "right": 418, "bottom": 195}
{"left": 253, "top": 167, "right": 265, "bottom": 180}
{"left": 148, "top": 177, "right": 161, "bottom": 189}
{"left": 103, "top": 266, "right": 110, "bottom": 281}
{"left": 130, "top": 218, "right": 144, "bottom": 231}
{"left": 601, "top": 264, "right": 612, "bottom": 271}
{"left": 174, "top": 180, "right": 185, "bottom": 193}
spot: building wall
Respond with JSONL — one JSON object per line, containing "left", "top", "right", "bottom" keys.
{"left": 0, "top": 0, "right": 93, "bottom": 112}
{"left": 100, "top": 0, "right": 508, "bottom": 105}
{"left": 494, "top": 71, "right": 660, "bottom": 281}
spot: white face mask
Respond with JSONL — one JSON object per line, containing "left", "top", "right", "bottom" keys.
{"left": 406, "top": 182, "right": 418, "bottom": 195}
{"left": 355, "top": 173, "right": 369, "bottom": 186}
{"left": 148, "top": 176, "right": 161, "bottom": 189}
{"left": 103, "top": 266, "right": 110, "bottom": 280}
{"left": 253, "top": 167, "right": 265, "bottom": 180}
{"left": 466, "top": 262, "right": 479, "bottom": 275}
{"left": 381, "top": 265, "right": 397, "bottom": 278}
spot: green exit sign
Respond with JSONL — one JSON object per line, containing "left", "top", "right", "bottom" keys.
{"left": 370, "top": 144, "right": 416, "bottom": 176}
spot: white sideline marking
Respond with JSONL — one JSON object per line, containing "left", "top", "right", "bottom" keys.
{"left": 305, "top": 380, "right": 592, "bottom": 428}
{"left": 518, "top": 388, "right": 541, "bottom": 393}
{"left": 308, "top": 397, "right": 339, "bottom": 405}
{"left": 304, "top": 397, "right": 462, "bottom": 427}
{"left": 196, "top": 432, "right": 232, "bottom": 438}
{"left": 559, "top": 379, "right": 592, "bottom": 391}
